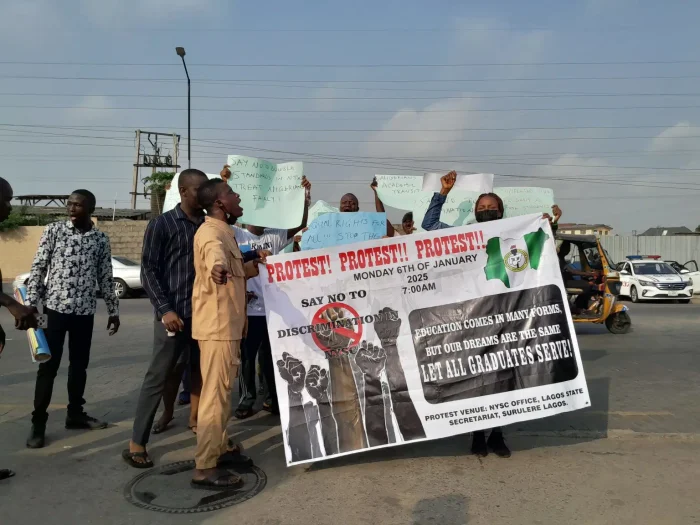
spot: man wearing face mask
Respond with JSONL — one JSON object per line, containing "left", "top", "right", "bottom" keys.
{"left": 422, "top": 171, "right": 562, "bottom": 458}
{"left": 190, "top": 178, "right": 262, "bottom": 489}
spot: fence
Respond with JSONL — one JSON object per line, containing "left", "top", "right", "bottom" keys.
{"left": 600, "top": 236, "right": 700, "bottom": 264}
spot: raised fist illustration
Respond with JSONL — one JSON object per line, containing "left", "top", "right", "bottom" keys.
{"left": 355, "top": 341, "right": 387, "bottom": 377}
{"left": 375, "top": 307, "right": 402, "bottom": 342}
{"left": 276, "top": 352, "right": 306, "bottom": 393}
{"left": 316, "top": 307, "right": 355, "bottom": 355}
{"left": 305, "top": 365, "right": 330, "bottom": 401}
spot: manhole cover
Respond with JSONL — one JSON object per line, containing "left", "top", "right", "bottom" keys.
{"left": 124, "top": 460, "right": 267, "bottom": 514}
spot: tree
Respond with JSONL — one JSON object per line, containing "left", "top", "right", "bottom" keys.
{"left": 143, "top": 172, "right": 175, "bottom": 217}
{"left": 696, "top": 225, "right": 700, "bottom": 233}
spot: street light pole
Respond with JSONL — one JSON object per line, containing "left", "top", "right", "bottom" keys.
{"left": 175, "top": 47, "right": 190, "bottom": 169}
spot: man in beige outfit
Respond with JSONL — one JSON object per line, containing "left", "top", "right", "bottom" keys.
{"left": 191, "top": 178, "right": 260, "bottom": 489}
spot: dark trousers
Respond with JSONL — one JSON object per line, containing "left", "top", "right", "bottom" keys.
{"left": 32, "top": 309, "right": 94, "bottom": 426}
{"left": 237, "top": 316, "right": 277, "bottom": 411}
{"left": 131, "top": 317, "right": 197, "bottom": 447}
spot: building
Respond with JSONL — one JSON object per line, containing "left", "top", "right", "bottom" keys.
{"left": 639, "top": 226, "right": 693, "bottom": 236}
{"left": 557, "top": 223, "right": 613, "bottom": 236}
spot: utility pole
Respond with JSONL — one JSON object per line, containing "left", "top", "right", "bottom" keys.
{"left": 130, "top": 130, "right": 181, "bottom": 210}
{"left": 131, "top": 130, "right": 141, "bottom": 209}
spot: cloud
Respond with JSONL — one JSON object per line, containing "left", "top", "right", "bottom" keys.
{"left": 65, "top": 95, "right": 115, "bottom": 122}
{"left": 649, "top": 121, "right": 698, "bottom": 152}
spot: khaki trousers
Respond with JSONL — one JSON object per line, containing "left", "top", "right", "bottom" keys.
{"left": 194, "top": 339, "right": 241, "bottom": 470}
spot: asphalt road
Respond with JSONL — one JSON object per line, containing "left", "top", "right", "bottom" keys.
{"left": 1, "top": 295, "right": 699, "bottom": 524}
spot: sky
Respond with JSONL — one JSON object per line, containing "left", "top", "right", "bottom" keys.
{"left": 2, "top": 0, "right": 700, "bottom": 233}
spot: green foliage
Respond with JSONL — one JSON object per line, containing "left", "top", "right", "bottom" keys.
{"left": 696, "top": 225, "right": 700, "bottom": 233}
{"left": 142, "top": 172, "right": 176, "bottom": 193}
{"left": 0, "top": 207, "right": 56, "bottom": 232}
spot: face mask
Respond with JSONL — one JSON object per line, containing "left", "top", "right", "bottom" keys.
{"left": 475, "top": 209, "right": 500, "bottom": 223}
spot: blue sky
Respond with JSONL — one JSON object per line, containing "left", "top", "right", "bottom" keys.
{"left": 2, "top": 0, "right": 700, "bottom": 233}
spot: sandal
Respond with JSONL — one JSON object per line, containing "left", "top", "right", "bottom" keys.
{"left": 122, "top": 449, "right": 154, "bottom": 469}
{"left": 262, "top": 402, "right": 279, "bottom": 415}
{"left": 191, "top": 472, "right": 243, "bottom": 490}
{"left": 0, "top": 469, "right": 16, "bottom": 480}
{"left": 234, "top": 407, "right": 255, "bottom": 420}
{"left": 218, "top": 441, "right": 253, "bottom": 468}
{"left": 152, "top": 417, "right": 174, "bottom": 435}
{"left": 189, "top": 425, "right": 197, "bottom": 435}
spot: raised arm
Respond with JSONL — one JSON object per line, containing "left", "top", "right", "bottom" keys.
{"left": 371, "top": 177, "right": 396, "bottom": 237}
{"left": 287, "top": 176, "right": 311, "bottom": 239}
{"left": 422, "top": 171, "right": 456, "bottom": 231}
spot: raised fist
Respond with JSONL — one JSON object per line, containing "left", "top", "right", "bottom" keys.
{"left": 355, "top": 341, "right": 387, "bottom": 377}
{"left": 304, "top": 365, "right": 329, "bottom": 401}
{"left": 315, "top": 307, "right": 354, "bottom": 356}
{"left": 375, "top": 307, "right": 402, "bottom": 342}
{"left": 276, "top": 352, "right": 306, "bottom": 393}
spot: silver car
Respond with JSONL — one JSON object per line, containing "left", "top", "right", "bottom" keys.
{"left": 13, "top": 256, "right": 143, "bottom": 300}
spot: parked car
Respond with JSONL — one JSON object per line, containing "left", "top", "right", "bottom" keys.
{"left": 13, "top": 256, "right": 142, "bottom": 299}
{"left": 618, "top": 258, "right": 693, "bottom": 303}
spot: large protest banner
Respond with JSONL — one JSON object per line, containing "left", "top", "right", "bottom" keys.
{"left": 262, "top": 214, "right": 590, "bottom": 466}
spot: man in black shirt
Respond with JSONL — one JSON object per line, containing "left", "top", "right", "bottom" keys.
{"left": 124, "top": 169, "right": 210, "bottom": 468}
{"left": 0, "top": 177, "right": 39, "bottom": 478}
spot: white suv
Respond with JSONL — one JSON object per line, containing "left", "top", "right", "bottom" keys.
{"left": 619, "top": 259, "right": 693, "bottom": 303}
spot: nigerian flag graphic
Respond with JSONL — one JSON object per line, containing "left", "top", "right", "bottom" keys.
{"left": 484, "top": 228, "right": 548, "bottom": 288}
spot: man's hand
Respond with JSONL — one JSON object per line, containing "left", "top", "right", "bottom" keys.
{"left": 304, "top": 365, "right": 329, "bottom": 401}
{"left": 440, "top": 171, "right": 457, "bottom": 196}
{"left": 255, "top": 249, "right": 272, "bottom": 262}
{"left": 162, "top": 311, "right": 184, "bottom": 333}
{"left": 301, "top": 176, "right": 311, "bottom": 192}
{"left": 276, "top": 352, "right": 306, "bottom": 393}
{"left": 370, "top": 177, "right": 378, "bottom": 192}
{"left": 375, "top": 307, "right": 402, "bottom": 342}
{"left": 107, "top": 316, "right": 120, "bottom": 336}
{"left": 552, "top": 204, "right": 562, "bottom": 223}
{"left": 355, "top": 341, "right": 387, "bottom": 377}
{"left": 7, "top": 302, "right": 38, "bottom": 331}
{"left": 212, "top": 264, "right": 231, "bottom": 285}
{"left": 220, "top": 164, "right": 231, "bottom": 182}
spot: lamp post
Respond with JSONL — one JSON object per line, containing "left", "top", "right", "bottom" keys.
{"left": 175, "top": 46, "right": 190, "bottom": 169}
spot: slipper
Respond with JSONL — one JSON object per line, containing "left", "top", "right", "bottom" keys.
{"left": 218, "top": 441, "right": 253, "bottom": 468}
{"left": 0, "top": 469, "right": 16, "bottom": 480}
{"left": 234, "top": 408, "right": 255, "bottom": 420}
{"left": 152, "top": 417, "right": 174, "bottom": 435}
{"left": 190, "top": 472, "right": 243, "bottom": 490}
{"left": 122, "top": 449, "right": 154, "bottom": 469}
{"left": 262, "top": 402, "right": 280, "bottom": 415}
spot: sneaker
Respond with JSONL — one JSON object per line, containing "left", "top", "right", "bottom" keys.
{"left": 26, "top": 425, "right": 46, "bottom": 449}
{"left": 65, "top": 413, "right": 108, "bottom": 430}
{"left": 487, "top": 431, "right": 512, "bottom": 458}
{"left": 470, "top": 431, "right": 488, "bottom": 457}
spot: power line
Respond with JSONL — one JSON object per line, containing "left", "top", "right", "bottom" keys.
{"left": 7, "top": 104, "right": 700, "bottom": 113}
{"left": 5, "top": 92, "right": 700, "bottom": 101}
{"left": 4, "top": 74, "right": 700, "bottom": 84}
{"left": 3, "top": 130, "right": 699, "bottom": 174}
{"left": 3, "top": 60, "right": 700, "bottom": 67}
{"left": 4, "top": 122, "right": 700, "bottom": 133}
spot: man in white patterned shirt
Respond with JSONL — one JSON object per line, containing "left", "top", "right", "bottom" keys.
{"left": 25, "top": 189, "right": 120, "bottom": 449}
